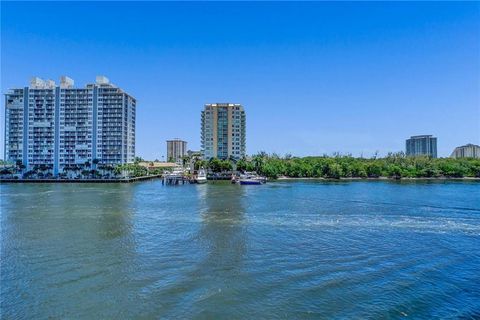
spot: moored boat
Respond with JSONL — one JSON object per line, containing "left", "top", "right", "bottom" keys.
{"left": 164, "top": 167, "right": 184, "bottom": 179}
{"left": 196, "top": 168, "right": 207, "bottom": 184}
{"left": 238, "top": 172, "right": 266, "bottom": 185}
{"left": 239, "top": 179, "right": 262, "bottom": 185}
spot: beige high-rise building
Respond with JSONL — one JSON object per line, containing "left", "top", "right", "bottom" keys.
{"left": 166, "top": 139, "right": 187, "bottom": 163}
{"left": 450, "top": 144, "right": 480, "bottom": 158}
{"left": 201, "top": 103, "right": 246, "bottom": 160}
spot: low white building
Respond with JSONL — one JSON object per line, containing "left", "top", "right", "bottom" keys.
{"left": 450, "top": 144, "right": 480, "bottom": 159}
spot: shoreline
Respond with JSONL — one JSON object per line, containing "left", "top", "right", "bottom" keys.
{"left": 274, "top": 177, "right": 480, "bottom": 181}
{"left": 275, "top": 176, "right": 480, "bottom": 181}
{"left": 1, "top": 175, "right": 479, "bottom": 184}
{"left": 0, "top": 175, "right": 162, "bottom": 184}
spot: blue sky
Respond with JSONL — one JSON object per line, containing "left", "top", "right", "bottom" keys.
{"left": 1, "top": 1, "right": 479, "bottom": 159}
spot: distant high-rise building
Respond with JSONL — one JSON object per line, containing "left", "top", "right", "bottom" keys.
{"left": 201, "top": 103, "right": 246, "bottom": 160}
{"left": 406, "top": 135, "right": 437, "bottom": 158}
{"left": 166, "top": 139, "right": 187, "bottom": 163}
{"left": 4, "top": 76, "right": 136, "bottom": 176}
{"left": 450, "top": 144, "right": 480, "bottom": 159}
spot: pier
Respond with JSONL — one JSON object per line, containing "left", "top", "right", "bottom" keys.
{"left": 162, "top": 175, "right": 195, "bottom": 185}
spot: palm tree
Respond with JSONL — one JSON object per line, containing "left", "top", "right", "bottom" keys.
{"left": 227, "top": 155, "right": 237, "bottom": 172}
{"left": 92, "top": 158, "right": 100, "bottom": 171}
{"left": 73, "top": 165, "right": 81, "bottom": 178}
{"left": 102, "top": 165, "right": 113, "bottom": 178}
{"left": 15, "top": 160, "right": 25, "bottom": 174}
{"left": 182, "top": 156, "right": 191, "bottom": 168}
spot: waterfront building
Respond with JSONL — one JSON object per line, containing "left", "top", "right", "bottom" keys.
{"left": 138, "top": 161, "right": 177, "bottom": 172}
{"left": 4, "top": 76, "right": 136, "bottom": 176}
{"left": 187, "top": 150, "right": 201, "bottom": 158}
{"left": 166, "top": 139, "right": 187, "bottom": 163}
{"left": 201, "top": 103, "right": 246, "bottom": 160}
{"left": 406, "top": 135, "right": 437, "bottom": 158}
{"left": 450, "top": 143, "right": 480, "bottom": 159}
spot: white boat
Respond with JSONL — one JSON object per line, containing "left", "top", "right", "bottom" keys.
{"left": 238, "top": 172, "right": 266, "bottom": 185}
{"left": 196, "top": 168, "right": 207, "bottom": 184}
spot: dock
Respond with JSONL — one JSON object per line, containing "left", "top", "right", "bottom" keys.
{"left": 162, "top": 175, "right": 195, "bottom": 185}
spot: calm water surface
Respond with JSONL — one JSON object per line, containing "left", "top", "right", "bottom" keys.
{"left": 1, "top": 180, "right": 480, "bottom": 319}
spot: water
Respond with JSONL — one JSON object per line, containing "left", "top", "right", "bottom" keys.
{"left": 1, "top": 180, "right": 480, "bottom": 319}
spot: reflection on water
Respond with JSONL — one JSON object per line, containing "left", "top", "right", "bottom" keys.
{"left": 1, "top": 180, "right": 480, "bottom": 319}
{"left": 154, "top": 183, "right": 249, "bottom": 318}
{"left": 198, "top": 183, "right": 246, "bottom": 259}
{"left": 198, "top": 183, "right": 247, "bottom": 277}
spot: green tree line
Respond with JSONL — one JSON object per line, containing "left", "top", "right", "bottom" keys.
{"left": 3, "top": 153, "right": 479, "bottom": 180}
{"left": 196, "top": 152, "right": 480, "bottom": 179}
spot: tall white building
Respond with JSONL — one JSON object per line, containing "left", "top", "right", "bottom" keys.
{"left": 201, "top": 103, "right": 246, "bottom": 160}
{"left": 4, "top": 76, "right": 136, "bottom": 176}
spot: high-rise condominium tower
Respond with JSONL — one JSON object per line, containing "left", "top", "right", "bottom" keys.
{"left": 4, "top": 76, "right": 136, "bottom": 175}
{"left": 201, "top": 103, "right": 246, "bottom": 160}
{"left": 405, "top": 135, "right": 437, "bottom": 158}
{"left": 450, "top": 144, "right": 480, "bottom": 159}
{"left": 166, "top": 139, "right": 187, "bottom": 163}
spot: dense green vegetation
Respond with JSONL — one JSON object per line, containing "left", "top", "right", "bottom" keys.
{"left": 196, "top": 153, "right": 480, "bottom": 179}
{"left": 114, "top": 163, "right": 149, "bottom": 177}
{"left": 249, "top": 153, "right": 480, "bottom": 179}
{"left": 194, "top": 158, "right": 232, "bottom": 172}
{"left": 112, "top": 158, "right": 167, "bottom": 178}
